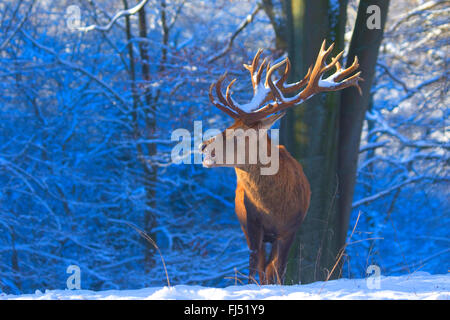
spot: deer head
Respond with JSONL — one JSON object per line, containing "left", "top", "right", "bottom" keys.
{"left": 200, "top": 40, "right": 363, "bottom": 170}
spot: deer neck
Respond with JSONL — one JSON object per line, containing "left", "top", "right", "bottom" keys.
{"left": 234, "top": 135, "right": 281, "bottom": 208}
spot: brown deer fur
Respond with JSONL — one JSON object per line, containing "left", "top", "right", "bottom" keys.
{"left": 200, "top": 120, "right": 311, "bottom": 284}
{"left": 233, "top": 135, "right": 310, "bottom": 284}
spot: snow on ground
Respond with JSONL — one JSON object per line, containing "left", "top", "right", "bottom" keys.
{"left": 1, "top": 272, "right": 449, "bottom": 300}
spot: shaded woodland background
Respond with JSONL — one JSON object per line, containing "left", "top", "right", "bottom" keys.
{"left": 0, "top": 0, "right": 448, "bottom": 293}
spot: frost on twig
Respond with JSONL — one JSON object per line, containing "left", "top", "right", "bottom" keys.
{"left": 78, "top": 0, "right": 150, "bottom": 32}
{"left": 207, "top": 2, "right": 263, "bottom": 64}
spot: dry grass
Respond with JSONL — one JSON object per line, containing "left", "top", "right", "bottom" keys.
{"left": 318, "top": 211, "right": 384, "bottom": 294}
{"left": 123, "top": 221, "right": 171, "bottom": 288}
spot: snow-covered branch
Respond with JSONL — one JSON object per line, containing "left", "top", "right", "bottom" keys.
{"left": 21, "top": 30, "right": 129, "bottom": 112}
{"left": 388, "top": 0, "right": 450, "bottom": 33}
{"left": 207, "top": 2, "right": 263, "bottom": 63}
{"left": 78, "top": 0, "right": 151, "bottom": 32}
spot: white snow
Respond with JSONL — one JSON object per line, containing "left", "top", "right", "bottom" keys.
{"left": 1, "top": 272, "right": 448, "bottom": 300}
{"left": 239, "top": 83, "right": 272, "bottom": 113}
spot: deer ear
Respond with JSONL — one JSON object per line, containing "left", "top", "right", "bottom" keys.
{"left": 259, "top": 112, "right": 286, "bottom": 130}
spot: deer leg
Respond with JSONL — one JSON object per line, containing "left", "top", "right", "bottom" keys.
{"left": 242, "top": 225, "right": 266, "bottom": 284}
{"left": 265, "top": 232, "right": 295, "bottom": 284}
{"left": 257, "top": 241, "right": 266, "bottom": 284}
{"left": 238, "top": 194, "right": 266, "bottom": 284}
{"left": 264, "top": 242, "right": 279, "bottom": 285}
{"left": 246, "top": 220, "right": 264, "bottom": 284}
{"left": 275, "top": 233, "right": 296, "bottom": 284}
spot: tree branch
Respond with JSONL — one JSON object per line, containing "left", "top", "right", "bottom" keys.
{"left": 207, "top": 2, "right": 262, "bottom": 64}
{"left": 388, "top": 0, "right": 450, "bottom": 33}
{"left": 0, "top": 0, "right": 34, "bottom": 51}
{"left": 78, "top": 0, "right": 150, "bottom": 32}
{"left": 21, "top": 30, "right": 129, "bottom": 112}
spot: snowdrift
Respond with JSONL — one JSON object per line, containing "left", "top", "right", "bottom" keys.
{"left": 2, "top": 272, "right": 448, "bottom": 300}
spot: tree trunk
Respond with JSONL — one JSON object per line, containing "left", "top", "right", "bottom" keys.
{"left": 263, "top": 0, "right": 389, "bottom": 284}
{"left": 280, "top": 0, "right": 348, "bottom": 284}
{"left": 123, "top": 0, "right": 158, "bottom": 273}
{"left": 137, "top": 1, "right": 158, "bottom": 273}
{"left": 337, "top": 0, "right": 390, "bottom": 251}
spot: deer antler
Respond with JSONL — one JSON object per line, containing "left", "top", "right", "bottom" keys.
{"left": 208, "top": 40, "right": 363, "bottom": 125}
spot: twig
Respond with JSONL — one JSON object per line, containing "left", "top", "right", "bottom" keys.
{"left": 109, "top": 218, "right": 171, "bottom": 288}
{"left": 352, "top": 176, "right": 423, "bottom": 209}
{"left": 207, "top": 2, "right": 262, "bottom": 63}
{"left": 388, "top": 0, "right": 450, "bottom": 33}
{"left": 387, "top": 215, "right": 411, "bottom": 275}
{"left": 225, "top": 268, "right": 261, "bottom": 287}
{"left": 0, "top": 0, "right": 35, "bottom": 51}
{"left": 376, "top": 62, "right": 409, "bottom": 92}
{"left": 390, "top": 248, "right": 450, "bottom": 274}
{"left": 20, "top": 30, "right": 129, "bottom": 112}
{"left": 317, "top": 211, "right": 382, "bottom": 294}
{"left": 79, "top": 0, "right": 151, "bottom": 32}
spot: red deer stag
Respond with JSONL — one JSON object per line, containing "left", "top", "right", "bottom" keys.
{"left": 199, "top": 40, "right": 362, "bottom": 284}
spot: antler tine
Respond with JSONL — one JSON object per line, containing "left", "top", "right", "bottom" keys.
{"left": 265, "top": 57, "right": 310, "bottom": 94}
{"left": 256, "top": 57, "right": 268, "bottom": 88}
{"left": 248, "top": 48, "right": 263, "bottom": 71}
{"left": 321, "top": 39, "right": 334, "bottom": 58}
{"left": 334, "top": 56, "right": 359, "bottom": 82}
{"left": 225, "top": 78, "right": 237, "bottom": 103}
{"left": 321, "top": 55, "right": 364, "bottom": 95}
{"left": 262, "top": 56, "right": 290, "bottom": 89}
{"left": 280, "top": 65, "right": 312, "bottom": 94}
{"left": 244, "top": 49, "right": 264, "bottom": 91}
{"left": 215, "top": 73, "right": 231, "bottom": 106}
{"left": 333, "top": 70, "right": 364, "bottom": 95}
{"left": 225, "top": 78, "right": 246, "bottom": 115}
{"left": 276, "top": 57, "right": 290, "bottom": 88}
{"left": 303, "top": 40, "right": 335, "bottom": 91}
{"left": 265, "top": 58, "right": 289, "bottom": 100}
{"left": 321, "top": 50, "right": 344, "bottom": 74}
{"left": 209, "top": 81, "right": 239, "bottom": 119}
{"left": 294, "top": 40, "right": 363, "bottom": 98}
{"left": 316, "top": 40, "right": 335, "bottom": 68}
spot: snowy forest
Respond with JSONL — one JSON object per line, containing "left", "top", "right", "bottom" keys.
{"left": 0, "top": 0, "right": 448, "bottom": 295}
